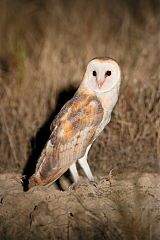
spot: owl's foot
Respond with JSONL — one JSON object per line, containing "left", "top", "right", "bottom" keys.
{"left": 107, "top": 169, "right": 113, "bottom": 185}
{"left": 69, "top": 182, "right": 81, "bottom": 191}
{"left": 100, "top": 169, "right": 114, "bottom": 186}
{"left": 89, "top": 177, "right": 98, "bottom": 187}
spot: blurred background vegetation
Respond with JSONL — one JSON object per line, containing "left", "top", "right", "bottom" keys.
{"left": 0, "top": 0, "right": 159, "bottom": 175}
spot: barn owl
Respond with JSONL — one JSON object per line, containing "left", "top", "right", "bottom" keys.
{"left": 28, "top": 57, "right": 121, "bottom": 188}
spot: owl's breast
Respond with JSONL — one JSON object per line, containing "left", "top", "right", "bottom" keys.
{"left": 95, "top": 112, "right": 111, "bottom": 138}
{"left": 94, "top": 84, "right": 120, "bottom": 137}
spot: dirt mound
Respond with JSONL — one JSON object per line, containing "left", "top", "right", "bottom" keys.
{"left": 0, "top": 0, "right": 160, "bottom": 175}
{"left": 0, "top": 173, "right": 160, "bottom": 240}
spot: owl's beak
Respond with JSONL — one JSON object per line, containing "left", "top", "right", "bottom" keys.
{"left": 97, "top": 79, "right": 105, "bottom": 88}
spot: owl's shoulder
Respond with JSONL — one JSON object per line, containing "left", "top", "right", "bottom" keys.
{"left": 51, "top": 88, "right": 104, "bottom": 132}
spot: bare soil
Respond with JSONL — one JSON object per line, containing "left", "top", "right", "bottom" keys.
{"left": 0, "top": 172, "right": 160, "bottom": 240}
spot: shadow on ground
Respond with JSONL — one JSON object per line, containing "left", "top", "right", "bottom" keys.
{"left": 22, "top": 86, "right": 77, "bottom": 190}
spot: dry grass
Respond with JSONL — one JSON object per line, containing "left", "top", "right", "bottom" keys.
{"left": 0, "top": 0, "right": 160, "bottom": 174}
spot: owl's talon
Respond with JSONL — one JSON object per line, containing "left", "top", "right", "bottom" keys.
{"left": 89, "top": 177, "right": 98, "bottom": 187}
{"left": 107, "top": 169, "right": 113, "bottom": 185}
{"left": 69, "top": 182, "right": 81, "bottom": 190}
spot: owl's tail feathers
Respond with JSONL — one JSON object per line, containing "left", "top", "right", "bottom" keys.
{"left": 21, "top": 173, "right": 42, "bottom": 191}
{"left": 28, "top": 175, "right": 37, "bottom": 189}
{"left": 28, "top": 172, "right": 44, "bottom": 189}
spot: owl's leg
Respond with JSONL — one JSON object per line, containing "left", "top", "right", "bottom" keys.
{"left": 69, "top": 163, "right": 79, "bottom": 183}
{"left": 78, "top": 157, "right": 94, "bottom": 181}
{"left": 78, "top": 145, "right": 94, "bottom": 182}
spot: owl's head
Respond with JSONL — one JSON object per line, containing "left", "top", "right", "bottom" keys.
{"left": 83, "top": 57, "right": 121, "bottom": 93}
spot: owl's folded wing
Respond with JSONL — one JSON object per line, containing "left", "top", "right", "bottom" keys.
{"left": 29, "top": 92, "right": 104, "bottom": 187}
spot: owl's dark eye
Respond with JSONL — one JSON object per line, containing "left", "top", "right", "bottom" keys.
{"left": 93, "top": 70, "right": 97, "bottom": 76}
{"left": 105, "top": 71, "right": 111, "bottom": 77}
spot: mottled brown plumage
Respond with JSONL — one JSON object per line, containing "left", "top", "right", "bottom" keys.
{"left": 29, "top": 88, "right": 104, "bottom": 187}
